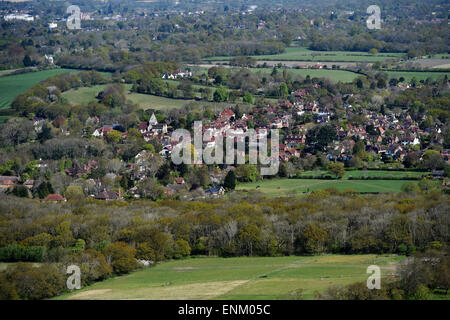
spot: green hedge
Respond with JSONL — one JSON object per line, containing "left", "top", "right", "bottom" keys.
{"left": 0, "top": 244, "right": 46, "bottom": 262}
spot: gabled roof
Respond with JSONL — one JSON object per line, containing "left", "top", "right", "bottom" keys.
{"left": 44, "top": 194, "right": 65, "bottom": 201}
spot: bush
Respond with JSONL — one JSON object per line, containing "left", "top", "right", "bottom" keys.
{"left": 62, "top": 250, "right": 112, "bottom": 286}
{"left": 0, "top": 263, "right": 65, "bottom": 300}
{"left": 0, "top": 244, "right": 46, "bottom": 262}
{"left": 102, "top": 242, "right": 138, "bottom": 275}
{"left": 172, "top": 240, "right": 191, "bottom": 259}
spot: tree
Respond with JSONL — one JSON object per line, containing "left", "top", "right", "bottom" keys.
{"left": 300, "top": 223, "right": 328, "bottom": 254}
{"left": 36, "top": 181, "right": 54, "bottom": 199}
{"left": 10, "top": 186, "right": 29, "bottom": 198}
{"left": 243, "top": 93, "right": 255, "bottom": 104}
{"left": 235, "top": 164, "right": 260, "bottom": 182}
{"left": 172, "top": 239, "right": 191, "bottom": 259}
{"left": 238, "top": 223, "right": 261, "bottom": 256}
{"left": 106, "top": 130, "right": 122, "bottom": 143}
{"left": 422, "top": 150, "right": 444, "bottom": 170}
{"left": 102, "top": 242, "right": 138, "bottom": 275}
{"left": 224, "top": 170, "right": 236, "bottom": 190}
{"left": 64, "top": 185, "right": 84, "bottom": 200}
{"left": 328, "top": 162, "right": 345, "bottom": 179}
{"left": 137, "top": 178, "right": 164, "bottom": 200}
{"left": 213, "top": 86, "right": 229, "bottom": 102}
{"left": 279, "top": 83, "right": 289, "bottom": 98}
{"left": 306, "top": 125, "right": 336, "bottom": 152}
{"left": 23, "top": 55, "right": 32, "bottom": 67}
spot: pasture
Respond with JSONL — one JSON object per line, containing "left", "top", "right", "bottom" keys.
{"left": 252, "top": 67, "right": 360, "bottom": 82}
{"left": 0, "top": 68, "right": 78, "bottom": 110}
{"left": 56, "top": 254, "right": 403, "bottom": 300}
{"left": 384, "top": 71, "right": 450, "bottom": 82}
{"left": 236, "top": 178, "right": 414, "bottom": 197}
{"left": 62, "top": 84, "right": 193, "bottom": 110}
{"left": 205, "top": 47, "right": 403, "bottom": 63}
{"left": 297, "top": 170, "right": 430, "bottom": 180}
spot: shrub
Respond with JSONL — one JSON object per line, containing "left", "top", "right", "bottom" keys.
{"left": 102, "top": 242, "right": 138, "bottom": 275}
{"left": 172, "top": 240, "right": 191, "bottom": 259}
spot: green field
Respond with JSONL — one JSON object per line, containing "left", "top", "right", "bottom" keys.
{"left": 297, "top": 170, "right": 430, "bottom": 180}
{"left": 252, "top": 67, "right": 360, "bottom": 82}
{"left": 0, "top": 68, "right": 78, "bottom": 110}
{"left": 205, "top": 47, "right": 403, "bottom": 63}
{"left": 62, "top": 85, "right": 107, "bottom": 105}
{"left": 56, "top": 254, "right": 403, "bottom": 300}
{"left": 384, "top": 71, "right": 450, "bottom": 82}
{"left": 63, "top": 84, "right": 193, "bottom": 110}
{"left": 236, "top": 178, "right": 420, "bottom": 197}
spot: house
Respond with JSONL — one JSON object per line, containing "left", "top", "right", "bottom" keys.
{"left": 162, "top": 70, "right": 192, "bottom": 79}
{"left": 0, "top": 176, "right": 20, "bottom": 192}
{"left": 205, "top": 186, "right": 225, "bottom": 197}
{"left": 94, "top": 190, "right": 123, "bottom": 201}
{"left": 43, "top": 194, "right": 66, "bottom": 202}
{"left": 23, "top": 180, "right": 34, "bottom": 189}
{"left": 175, "top": 177, "right": 185, "bottom": 184}
{"left": 93, "top": 124, "right": 122, "bottom": 137}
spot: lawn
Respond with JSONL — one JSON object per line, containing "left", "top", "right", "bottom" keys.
{"left": 252, "top": 67, "right": 361, "bottom": 82}
{"left": 297, "top": 170, "right": 430, "bottom": 180}
{"left": 205, "top": 47, "right": 403, "bottom": 63}
{"left": 127, "top": 92, "right": 194, "bottom": 110}
{"left": 56, "top": 254, "right": 404, "bottom": 300}
{"left": 62, "top": 83, "right": 193, "bottom": 110}
{"left": 384, "top": 71, "right": 450, "bottom": 82}
{"left": 0, "top": 68, "right": 78, "bottom": 110}
{"left": 236, "top": 178, "right": 415, "bottom": 197}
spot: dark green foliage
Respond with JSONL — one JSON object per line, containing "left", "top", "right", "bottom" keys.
{"left": 0, "top": 244, "right": 46, "bottom": 262}
{"left": 224, "top": 170, "right": 236, "bottom": 190}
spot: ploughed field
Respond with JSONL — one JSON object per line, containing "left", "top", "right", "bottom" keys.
{"left": 56, "top": 254, "right": 403, "bottom": 300}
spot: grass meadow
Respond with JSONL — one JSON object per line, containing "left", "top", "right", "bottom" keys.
{"left": 236, "top": 178, "right": 422, "bottom": 197}
{"left": 56, "top": 254, "right": 403, "bottom": 300}
{"left": 384, "top": 71, "right": 450, "bottom": 82}
{"left": 0, "top": 68, "right": 78, "bottom": 110}
{"left": 205, "top": 47, "right": 403, "bottom": 63}
{"left": 62, "top": 83, "right": 194, "bottom": 110}
{"left": 296, "top": 170, "right": 430, "bottom": 180}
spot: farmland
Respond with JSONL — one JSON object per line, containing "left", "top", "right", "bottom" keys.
{"left": 383, "top": 71, "right": 450, "bottom": 82}
{"left": 62, "top": 83, "right": 194, "bottom": 110}
{"left": 205, "top": 47, "right": 403, "bottom": 63}
{"left": 235, "top": 178, "right": 433, "bottom": 197}
{"left": 296, "top": 169, "right": 430, "bottom": 180}
{"left": 0, "top": 68, "right": 78, "bottom": 110}
{"left": 252, "top": 67, "right": 361, "bottom": 82}
{"left": 56, "top": 254, "right": 403, "bottom": 300}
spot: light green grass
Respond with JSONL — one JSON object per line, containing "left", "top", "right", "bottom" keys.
{"left": 127, "top": 92, "right": 193, "bottom": 110}
{"left": 385, "top": 71, "right": 450, "bottom": 82}
{"left": 206, "top": 47, "right": 403, "bottom": 62}
{"left": 236, "top": 178, "right": 416, "bottom": 197}
{"left": 297, "top": 170, "right": 430, "bottom": 179}
{"left": 62, "top": 85, "right": 107, "bottom": 105}
{"left": 248, "top": 67, "right": 360, "bottom": 82}
{"left": 0, "top": 68, "right": 78, "bottom": 109}
{"left": 62, "top": 83, "right": 193, "bottom": 110}
{"left": 55, "top": 254, "right": 403, "bottom": 300}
